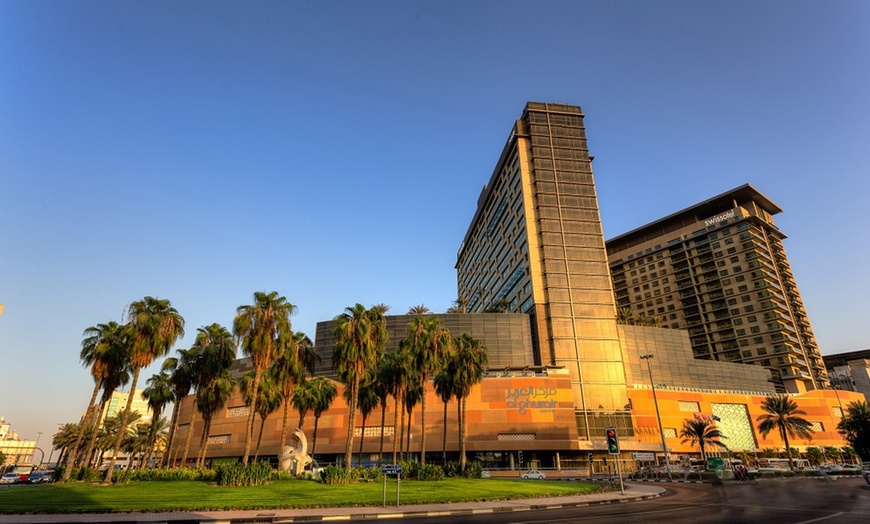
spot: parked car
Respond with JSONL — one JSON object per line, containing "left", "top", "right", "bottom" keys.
{"left": 862, "top": 468, "right": 870, "bottom": 486}
{"left": 840, "top": 464, "right": 861, "bottom": 472}
{"left": 820, "top": 465, "right": 843, "bottom": 474}
{"left": 521, "top": 470, "right": 546, "bottom": 479}
{"left": 27, "top": 471, "right": 51, "bottom": 484}
{"left": 480, "top": 471, "right": 491, "bottom": 478}
{"left": 1, "top": 472, "right": 19, "bottom": 484}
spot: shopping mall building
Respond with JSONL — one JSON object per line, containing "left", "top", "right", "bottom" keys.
{"left": 174, "top": 102, "right": 862, "bottom": 470}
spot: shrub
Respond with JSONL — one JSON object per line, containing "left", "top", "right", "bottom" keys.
{"left": 215, "top": 461, "right": 273, "bottom": 486}
{"left": 111, "top": 467, "right": 216, "bottom": 484}
{"left": 464, "top": 461, "right": 484, "bottom": 479}
{"left": 319, "top": 465, "right": 355, "bottom": 485}
{"left": 397, "top": 461, "right": 443, "bottom": 481}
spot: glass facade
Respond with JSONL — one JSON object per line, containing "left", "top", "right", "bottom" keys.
{"left": 456, "top": 102, "right": 628, "bottom": 439}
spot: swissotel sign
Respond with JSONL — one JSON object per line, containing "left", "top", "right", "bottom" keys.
{"left": 704, "top": 209, "right": 735, "bottom": 227}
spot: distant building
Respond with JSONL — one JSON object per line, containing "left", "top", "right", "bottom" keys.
{"left": 0, "top": 417, "right": 37, "bottom": 468}
{"left": 823, "top": 349, "right": 870, "bottom": 407}
{"left": 606, "top": 185, "right": 827, "bottom": 394}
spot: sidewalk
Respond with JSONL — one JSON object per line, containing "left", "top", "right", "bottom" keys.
{"left": 0, "top": 482, "right": 665, "bottom": 524}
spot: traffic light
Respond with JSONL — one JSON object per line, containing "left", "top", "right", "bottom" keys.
{"left": 588, "top": 452, "right": 594, "bottom": 463}
{"left": 518, "top": 451, "right": 524, "bottom": 465}
{"left": 605, "top": 427, "right": 620, "bottom": 455}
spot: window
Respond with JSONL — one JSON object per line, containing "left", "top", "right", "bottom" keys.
{"left": 679, "top": 401, "right": 700, "bottom": 412}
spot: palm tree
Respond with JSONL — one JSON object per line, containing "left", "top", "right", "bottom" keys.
{"left": 195, "top": 368, "right": 236, "bottom": 467}
{"left": 433, "top": 362, "right": 457, "bottom": 465}
{"left": 105, "top": 297, "right": 184, "bottom": 483}
{"left": 291, "top": 378, "right": 316, "bottom": 429}
{"left": 403, "top": 380, "right": 423, "bottom": 461}
{"left": 404, "top": 315, "right": 452, "bottom": 465}
{"left": 756, "top": 394, "right": 814, "bottom": 470}
{"left": 347, "top": 381, "right": 379, "bottom": 467}
{"left": 272, "top": 331, "right": 318, "bottom": 458}
{"left": 446, "top": 297, "right": 468, "bottom": 314}
{"left": 190, "top": 324, "right": 237, "bottom": 467}
{"left": 332, "top": 303, "right": 388, "bottom": 469}
{"left": 233, "top": 291, "right": 296, "bottom": 465}
{"left": 143, "top": 416, "right": 169, "bottom": 468}
{"left": 63, "top": 321, "right": 130, "bottom": 480}
{"left": 142, "top": 371, "right": 174, "bottom": 467}
{"left": 251, "top": 372, "right": 283, "bottom": 462}
{"left": 451, "top": 333, "right": 487, "bottom": 471}
{"left": 407, "top": 305, "right": 430, "bottom": 315}
{"left": 373, "top": 360, "right": 394, "bottom": 466}
{"left": 161, "top": 347, "right": 197, "bottom": 467}
{"left": 615, "top": 307, "right": 635, "bottom": 325}
{"left": 679, "top": 415, "right": 728, "bottom": 461}
{"left": 100, "top": 411, "right": 142, "bottom": 470}
{"left": 485, "top": 298, "right": 510, "bottom": 313}
{"left": 53, "top": 423, "right": 87, "bottom": 468}
{"left": 307, "top": 376, "right": 338, "bottom": 456}
{"left": 837, "top": 400, "right": 870, "bottom": 461}
{"left": 386, "top": 345, "right": 416, "bottom": 464}
{"left": 82, "top": 359, "right": 132, "bottom": 469}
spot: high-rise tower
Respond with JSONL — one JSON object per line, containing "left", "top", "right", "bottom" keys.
{"left": 605, "top": 185, "right": 828, "bottom": 393}
{"left": 456, "top": 102, "right": 631, "bottom": 439}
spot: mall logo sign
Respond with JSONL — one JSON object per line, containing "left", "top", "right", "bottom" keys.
{"left": 506, "top": 387, "right": 557, "bottom": 415}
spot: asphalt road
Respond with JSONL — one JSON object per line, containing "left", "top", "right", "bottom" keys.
{"left": 379, "top": 478, "right": 870, "bottom": 524}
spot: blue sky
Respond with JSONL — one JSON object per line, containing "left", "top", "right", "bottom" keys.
{"left": 1, "top": 1, "right": 868, "bottom": 449}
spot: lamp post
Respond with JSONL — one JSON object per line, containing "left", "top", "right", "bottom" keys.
{"left": 640, "top": 354, "right": 671, "bottom": 480}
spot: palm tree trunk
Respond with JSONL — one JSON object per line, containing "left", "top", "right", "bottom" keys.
{"left": 358, "top": 414, "right": 367, "bottom": 466}
{"left": 196, "top": 418, "right": 210, "bottom": 467}
{"left": 61, "top": 380, "right": 101, "bottom": 481}
{"left": 311, "top": 415, "right": 321, "bottom": 456}
{"left": 254, "top": 416, "right": 266, "bottom": 462}
{"left": 378, "top": 402, "right": 387, "bottom": 466}
{"left": 279, "top": 399, "right": 290, "bottom": 459}
{"left": 83, "top": 398, "right": 109, "bottom": 469}
{"left": 162, "top": 400, "right": 182, "bottom": 467}
{"left": 782, "top": 427, "right": 794, "bottom": 470}
{"left": 419, "top": 375, "right": 427, "bottom": 465}
{"left": 344, "top": 374, "right": 359, "bottom": 469}
{"left": 398, "top": 395, "right": 406, "bottom": 462}
{"left": 105, "top": 366, "right": 142, "bottom": 484}
{"left": 442, "top": 399, "right": 448, "bottom": 466}
{"left": 392, "top": 391, "right": 402, "bottom": 464}
{"left": 406, "top": 405, "right": 413, "bottom": 462}
{"left": 199, "top": 424, "right": 211, "bottom": 469}
{"left": 181, "top": 409, "right": 197, "bottom": 468}
{"left": 242, "top": 367, "right": 263, "bottom": 465}
{"left": 459, "top": 396, "right": 467, "bottom": 471}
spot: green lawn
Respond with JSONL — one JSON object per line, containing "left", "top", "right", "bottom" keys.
{"left": 0, "top": 478, "right": 600, "bottom": 514}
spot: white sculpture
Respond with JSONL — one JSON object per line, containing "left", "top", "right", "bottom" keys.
{"left": 280, "top": 427, "right": 313, "bottom": 476}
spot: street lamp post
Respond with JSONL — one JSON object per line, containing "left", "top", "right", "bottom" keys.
{"left": 640, "top": 354, "right": 671, "bottom": 480}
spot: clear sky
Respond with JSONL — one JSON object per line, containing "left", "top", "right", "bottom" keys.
{"left": 1, "top": 1, "right": 868, "bottom": 451}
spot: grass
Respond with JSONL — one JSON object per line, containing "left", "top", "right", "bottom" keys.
{"left": 0, "top": 478, "right": 601, "bottom": 514}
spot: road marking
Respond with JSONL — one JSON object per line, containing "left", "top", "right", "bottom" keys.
{"left": 795, "top": 512, "right": 845, "bottom": 524}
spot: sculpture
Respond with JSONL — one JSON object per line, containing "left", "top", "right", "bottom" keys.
{"left": 280, "top": 427, "right": 313, "bottom": 476}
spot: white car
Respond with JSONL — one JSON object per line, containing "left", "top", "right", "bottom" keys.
{"left": 521, "top": 470, "right": 546, "bottom": 479}
{"left": 1, "top": 472, "right": 19, "bottom": 484}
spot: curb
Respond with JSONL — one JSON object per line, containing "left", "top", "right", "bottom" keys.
{"left": 263, "top": 491, "right": 664, "bottom": 523}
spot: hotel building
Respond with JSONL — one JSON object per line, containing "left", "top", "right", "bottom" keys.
{"left": 605, "top": 185, "right": 828, "bottom": 394}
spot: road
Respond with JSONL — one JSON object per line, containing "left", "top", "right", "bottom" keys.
{"left": 373, "top": 478, "right": 870, "bottom": 524}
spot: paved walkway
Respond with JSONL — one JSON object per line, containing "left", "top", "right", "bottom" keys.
{"left": 0, "top": 482, "right": 665, "bottom": 524}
